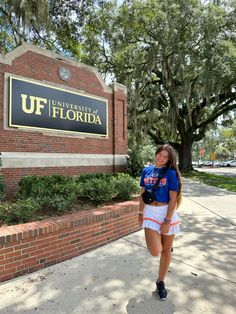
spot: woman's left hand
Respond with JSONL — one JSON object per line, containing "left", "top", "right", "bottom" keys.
{"left": 160, "top": 222, "right": 171, "bottom": 234}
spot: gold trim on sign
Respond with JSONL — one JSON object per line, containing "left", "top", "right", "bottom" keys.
{"left": 8, "top": 76, "right": 109, "bottom": 137}
{"left": 9, "top": 77, "right": 12, "bottom": 128}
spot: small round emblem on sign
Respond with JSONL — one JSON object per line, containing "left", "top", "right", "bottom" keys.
{"left": 58, "top": 66, "right": 71, "bottom": 81}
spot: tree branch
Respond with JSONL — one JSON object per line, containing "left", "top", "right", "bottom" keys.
{"left": 197, "top": 99, "right": 236, "bottom": 130}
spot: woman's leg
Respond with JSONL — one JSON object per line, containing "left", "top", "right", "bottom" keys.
{"left": 144, "top": 228, "right": 162, "bottom": 257}
{"left": 158, "top": 234, "right": 175, "bottom": 281}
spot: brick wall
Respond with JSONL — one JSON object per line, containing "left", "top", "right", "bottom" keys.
{"left": 0, "top": 43, "right": 128, "bottom": 196}
{"left": 0, "top": 198, "right": 139, "bottom": 283}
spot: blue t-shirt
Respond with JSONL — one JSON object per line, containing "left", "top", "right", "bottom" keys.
{"left": 140, "top": 165, "right": 179, "bottom": 203}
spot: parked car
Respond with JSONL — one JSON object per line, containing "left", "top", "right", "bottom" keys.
{"left": 214, "top": 161, "right": 226, "bottom": 167}
{"left": 195, "top": 161, "right": 204, "bottom": 167}
{"left": 195, "top": 161, "right": 213, "bottom": 167}
{"left": 222, "top": 160, "right": 236, "bottom": 167}
{"left": 202, "top": 161, "right": 213, "bottom": 167}
{"left": 224, "top": 160, "right": 236, "bottom": 167}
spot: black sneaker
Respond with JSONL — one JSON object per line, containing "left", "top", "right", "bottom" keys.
{"left": 156, "top": 280, "right": 168, "bottom": 301}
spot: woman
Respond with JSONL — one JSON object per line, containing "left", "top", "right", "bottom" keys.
{"left": 139, "top": 144, "right": 182, "bottom": 301}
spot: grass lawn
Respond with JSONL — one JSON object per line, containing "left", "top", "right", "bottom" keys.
{"left": 183, "top": 170, "right": 236, "bottom": 193}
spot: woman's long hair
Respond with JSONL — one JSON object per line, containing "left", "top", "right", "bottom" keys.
{"left": 155, "top": 144, "right": 182, "bottom": 208}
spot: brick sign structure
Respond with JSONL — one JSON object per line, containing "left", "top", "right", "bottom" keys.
{"left": 0, "top": 43, "right": 128, "bottom": 197}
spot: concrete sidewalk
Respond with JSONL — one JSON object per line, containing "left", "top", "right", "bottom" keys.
{"left": 0, "top": 179, "right": 236, "bottom": 314}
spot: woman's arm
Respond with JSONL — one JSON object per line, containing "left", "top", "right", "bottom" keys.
{"left": 138, "top": 187, "right": 145, "bottom": 226}
{"left": 165, "top": 190, "right": 177, "bottom": 220}
{"left": 139, "top": 187, "right": 145, "bottom": 211}
{"left": 160, "top": 190, "right": 177, "bottom": 234}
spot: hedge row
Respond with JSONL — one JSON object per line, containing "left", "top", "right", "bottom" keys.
{"left": 0, "top": 173, "right": 139, "bottom": 224}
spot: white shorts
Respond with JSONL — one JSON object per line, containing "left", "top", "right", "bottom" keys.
{"left": 142, "top": 204, "right": 180, "bottom": 235}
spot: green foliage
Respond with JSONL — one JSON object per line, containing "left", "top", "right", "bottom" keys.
{"left": 193, "top": 119, "right": 236, "bottom": 161}
{"left": 78, "top": 177, "right": 114, "bottom": 204}
{"left": 18, "top": 174, "right": 77, "bottom": 197}
{"left": 113, "top": 173, "right": 139, "bottom": 200}
{"left": 29, "top": 194, "right": 77, "bottom": 215}
{"left": 126, "top": 146, "right": 144, "bottom": 178}
{"left": 18, "top": 175, "right": 78, "bottom": 214}
{"left": 75, "top": 173, "right": 114, "bottom": 183}
{"left": 18, "top": 173, "right": 139, "bottom": 211}
{"left": 77, "top": 172, "right": 139, "bottom": 202}
{"left": 81, "top": 0, "right": 236, "bottom": 172}
{"left": 0, "top": 0, "right": 50, "bottom": 51}
{"left": 0, "top": 0, "right": 97, "bottom": 53}
{"left": 1, "top": 173, "right": 139, "bottom": 225}
{"left": 49, "top": 0, "right": 96, "bottom": 56}
{"left": 0, "top": 198, "right": 40, "bottom": 224}
{"left": 139, "top": 139, "right": 156, "bottom": 164}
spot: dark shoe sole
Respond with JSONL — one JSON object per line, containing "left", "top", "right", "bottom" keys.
{"left": 156, "top": 289, "right": 168, "bottom": 301}
{"left": 159, "top": 295, "right": 168, "bottom": 301}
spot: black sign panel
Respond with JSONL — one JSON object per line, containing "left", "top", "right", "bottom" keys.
{"left": 9, "top": 77, "right": 108, "bottom": 136}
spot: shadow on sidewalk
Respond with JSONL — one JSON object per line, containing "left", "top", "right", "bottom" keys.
{"left": 0, "top": 198, "right": 236, "bottom": 314}
{"left": 182, "top": 178, "right": 235, "bottom": 197}
{"left": 175, "top": 209, "right": 236, "bottom": 280}
{"left": 126, "top": 293, "right": 176, "bottom": 314}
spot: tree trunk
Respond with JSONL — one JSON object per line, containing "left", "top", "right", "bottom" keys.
{"left": 178, "top": 135, "right": 194, "bottom": 172}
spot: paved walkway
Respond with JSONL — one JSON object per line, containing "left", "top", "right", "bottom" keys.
{"left": 0, "top": 178, "right": 236, "bottom": 314}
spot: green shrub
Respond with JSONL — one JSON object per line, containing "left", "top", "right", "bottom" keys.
{"left": 75, "top": 173, "right": 114, "bottom": 183}
{"left": 113, "top": 173, "right": 139, "bottom": 200}
{"left": 126, "top": 146, "right": 144, "bottom": 178}
{"left": 17, "top": 175, "right": 78, "bottom": 214}
{"left": 18, "top": 175, "right": 77, "bottom": 197}
{"left": 37, "top": 194, "right": 77, "bottom": 215}
{"left": 17, "top": 175, "right": 39, "bottom": 198}
{"left": 2, "top": 173, "right": 140, "bottom": 225}
{"left": 78, "top": 177, "right": 114, "bottom": 204}
{"left": 0, "top": 198, "right": 40, "bottom": 224}
{"left": 50, "top": 194, "right": 77, "bottom": 214}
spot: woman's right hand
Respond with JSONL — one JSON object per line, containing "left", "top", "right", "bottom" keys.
{"left": 138, "top": 213, "right": 143, "bottom": 227}
{"left": 139, "top": 188, "right": 145, "bottom": 227}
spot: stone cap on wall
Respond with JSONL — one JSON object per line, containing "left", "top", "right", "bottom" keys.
{"left": 109, "top": 82, "right": 127, "bottom": 95}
